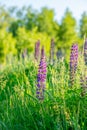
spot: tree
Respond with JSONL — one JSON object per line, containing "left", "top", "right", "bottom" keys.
{"left": 0, "top": 6, "right": 13, "bottom": 29}
{"left": 24, "top": 6, "right": 38, "bottom": 30}
{"left": 57, "top": 9, "right": 79, "bottom": 58}
{"left": 37, "top": 7, "right": 59, "bottom": 37}
{"left": 9, "top": 6, "right": 26, "bottom": 36}
{"left": 8, "top": 6, "right": 59, "bottom": 40}
{"left": 80, "top": 12, "right": 87, "bottom": 38}
{"left": 24, "top": 7, "right": 59, "bottom": 38}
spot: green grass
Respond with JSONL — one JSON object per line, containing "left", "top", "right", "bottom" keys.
{"left": 0, "top": 58, "right": 87, "bottom": 130}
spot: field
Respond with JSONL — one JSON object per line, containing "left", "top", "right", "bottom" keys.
{"left": 0, "top": 1, "right": 87, "bottom": 129}
{"left": 0, "top": 54, "right": 87, "bottom": 130}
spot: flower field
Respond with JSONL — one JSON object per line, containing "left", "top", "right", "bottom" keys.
{"left": 0, "top": 39, "right": 87, "bottom": 130}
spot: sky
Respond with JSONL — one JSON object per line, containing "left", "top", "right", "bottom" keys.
{"left": 0, "top": 0, "right": 87, "bottom": 23}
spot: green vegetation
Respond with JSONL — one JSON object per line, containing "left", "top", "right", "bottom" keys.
{"left": 0, "top": 57, "right": 87, "bottom": 130}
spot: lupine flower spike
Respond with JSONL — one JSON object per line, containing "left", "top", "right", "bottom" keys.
{"left": 80, "top": 76, "right": 87, "bottom": 96}
{"left": 50, "top": 38, "right": 55, "bottom": 64}
{"left": 34, "top": 40, "right": 40, "bottom": 61}
{"left": 36, "top": 46, "right": 47, "bottom": 100}
{"left": 70, "top": 44, "right": 78, "bottom": 86}
{"left": 84, "top": 38, "right": 87, "bottom": 65}
{"left": 81, "top": 39, "right": 87, "bottom": 96}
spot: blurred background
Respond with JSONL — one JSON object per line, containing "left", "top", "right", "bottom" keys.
{"left": 0, "top": 0, "right": 87, "bottom": 64}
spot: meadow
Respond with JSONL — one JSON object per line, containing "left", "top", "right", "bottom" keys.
{"left": 0, "top": 3, "right": 87, "bottom": 130}
{"left": 0, "top": 41, "right": 87, "bottom": 130}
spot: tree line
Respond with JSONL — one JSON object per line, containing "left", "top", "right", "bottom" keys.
{"left": 0, "top": 5, "right": 87, "bottom": 63}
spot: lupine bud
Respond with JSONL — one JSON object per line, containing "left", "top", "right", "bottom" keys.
{"left": 49, "top": 38, "right": 55, "bottom": 64}
{"left": 84, "top": 39, "right": 87, "bottom": 65}
{"left": 36, "top": 46, "right": 47, "bottom": 100}
{"left": 34, "top": 40, "right": 40, "bottom": 61}
{"left": 70, "top": 44, "right": 78, "bottom": 85}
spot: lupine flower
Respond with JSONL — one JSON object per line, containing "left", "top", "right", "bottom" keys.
{"left": 84, "top": 38, "right": 87, "bottom": 65}
{"left": 34, "top": 40, "right": 40, "bottom": 61}
{"left": 80, "top": 75, "right": 87, "bottom": 96}
{"left": 36, "top": 46, "right": 47, "bottom": 100}
{"left": 49, "top": 38, "right": 55, "bottom": 64}
{"left": 70, "top": 44, "right": 78, "bottom": 85}
{"left": 80, "top": 39, "right": 87, "bottom": 96}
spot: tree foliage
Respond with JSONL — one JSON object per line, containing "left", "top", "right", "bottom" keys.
{"left": 57, "top": 9, "right": 79, "bottom": 59}
{"left": 0, "top": 28, "right": 16, "bottom": 63}
{"left": 0, "top": 6, "right": 86, "bottom": 63}
{"left": 80, "top": 12, "right": 87, "bottom": 38}
{"left": 16, "top": 27, "right": 51, "bottom": 55}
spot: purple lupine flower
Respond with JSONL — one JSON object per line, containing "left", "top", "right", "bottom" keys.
{"left": 84, "top": 38, "right": 87, "bottom": 65}
{"left": 36, "top": 46, "right": 47, "bottom": 100}
{"left": 34, "top": 40, "right": 40, "bottom": 61}
{"left": 80, "top": 39, "right": 87, "bottom": 96}
{"left": 70, "top": 44, "right": 78, "bottom": 85}
{"left": 49, "top": 38, "right": 55, "bottom": 64}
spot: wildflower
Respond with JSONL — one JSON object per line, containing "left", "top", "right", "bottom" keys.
{"left": 36, "top": 46, "right": 47, "bottom": 100}
{"left": 84, "top": 38, "right": 87, "bottom": 65}
{"left": 34, "top": 40, "right": 40, "bottom": 61}
{"left": 80, "top": 39, "right": 87, "bottom": 95}
{"left": 70, "top": 44, "right": 78, "bottom": 85}
{"left": 80, "top": 75, "right": 87, "bottom": 96}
